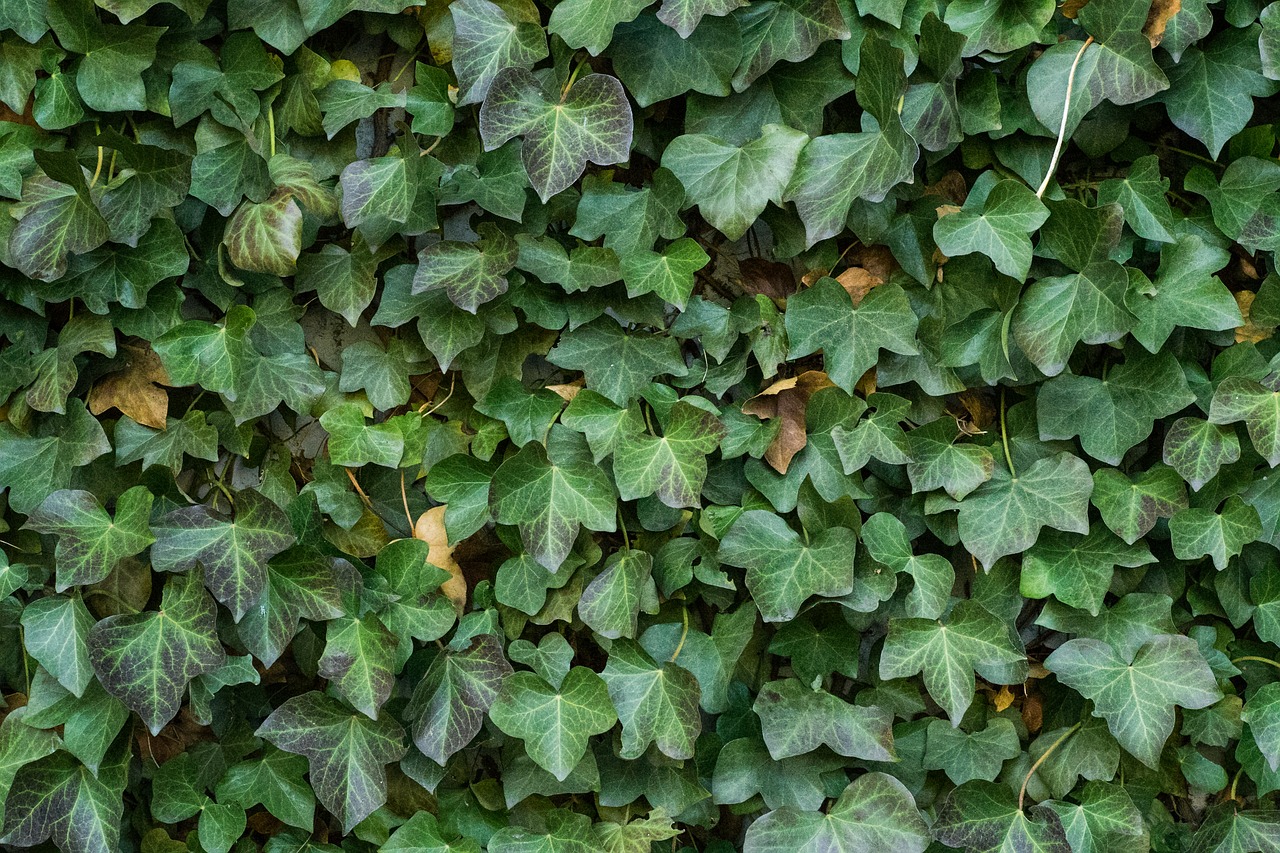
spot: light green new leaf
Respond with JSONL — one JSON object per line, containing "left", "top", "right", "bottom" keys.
{"left": 489, "top": 426, "right": 617, "bottom": 570}
{"left": 880, "top": 601, "right": 1027, "bottom": 725}
{"left": 1164, "top": 417, "right": 1241, "bottom": 491}
{"left": 89, "top": 569, "right": 227, "bottom": 735}
{"left": 151, "top": 489, "right": 296, "bottom": 621}
{"left": 601, "top": 639, "right": 701, "bottom": 760}
{"left": 1047, "top": 635, "right": 1220, "bottom": 767}
{"left": 407, "top": 633, "right": 513, "bottom": 765}
{"left": 20, "top": 594, "right": 95, "bottom": 696}
{"left": 619, "top": 238, "right": 709, "bottom": 309}
{"left": 718, "top": 509, "right": 857, "bottom": 622}
{"left": 956, "top": 452, "right": 1094, "bottom": 569}
{"left": 318, "top": 613, "right": 398, "bottom": 721}
{"left": 1169, "top": 496, "right": 1262, "bottom": 570}
{"left": 1210, "top": 376, "right": 1280, "bottom": 467}
{"left": 515, "top": 234, "right": 622, "bottom": 293}
{"left": 578, "top": 550, "right": 659, "bottom": 640}
{"left": 1037, "top": 349, "right": 1194, "bottom": 465}
{"left": 25, "top": 486, "right": 154, "bottom": 592}
{"left": 489, "top": 667, "right": 617, "bottom": 781}
{"left": 784, "top": 277, "right": 919, "bottom": 392}
{"left": 256, "top": 691, "right": 406, "bottom": 832}
{"left": 743, "top": 773, "right": 930, "bottom": 853}
{"left": 548, "top": 0, "right": 650, "bottom": 55}
{"left": 1021, "top": 527, "right": 1155, "bottom": 616}
{"left": 661, "top": 123, "right": 808, "bottom": 241}
{"left": 933, "top": 172, "right": 1049, "bottom": 280}
{"left": 479, "top": 69, "right": 633, "bottom": 201}
{"left": 753, "top": 678, "right": 894, "bottom": 760}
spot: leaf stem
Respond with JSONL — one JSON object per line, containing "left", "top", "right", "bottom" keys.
{"left": 1019, "top": 721, "right": 1081, "bottom": 811}
{"left": 1036, "top": 37, "right": 1093, "bottom": 199}
{"left": 89, "top": 144, "right": 104, "bottom": 188}
{"left": 1000, "top": 386, "right": 1016, "bottom": 479}
{"left": 1231, "top": 655, "right": 1280, "bottom": 671}
{"left": 1229, "top": 765, "right": 1245, "bottom": 803}
{"left": 617, "top": 508, "right": 630, "bottom": 551}
{"left": 268, "top": 107, "right": 277, "bottom": 158}
{"left": 562, "top": 55, "right": 589, "bottom": 100}
{"left": 669, "top": 606, "right": 690, "bottom": 663}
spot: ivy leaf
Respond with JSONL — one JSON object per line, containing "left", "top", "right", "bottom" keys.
{"left": 19, "top": 594, "right": 95, "bottom": 696}
{"left": 944, "top": 0, "right": 1055, "bottom": 56}
{"left": 515, "top": 234, "right": 622, "bottom": 294}
{"left": 578, "top": 550, "right": 659, "bottom": 640}
{"left": 1037, "top": 349, "right": 1195, "bottom": 466}
{"left": 296, "top": 240, "right": 378, "bottom": 327}
{"left": 601, "top": 639, "right": 702, "bottom": 760}
{"left": 742, "top": 772, "right": 931, "bottom": 853}
{"left": 47, "top": 0, "right": 162, "bottom": 112}
{"left": 613, "top": 400, "right": 724, "bottom": 508}
{"left": 413, "top": 226, "right": 518, "bottom": 314}
{"left": 1187, "top": 804, "right": 1280, "bottom": 853}
{"left": 923, "top": 717, "right": 1022, "bottom": 785}
{"left": 718, "top": 509, "right": 857, "bottom": 622}
{"left": 1045, "top": 781, "right": 1144, "bottom": 853}
{"left": 619, "top": 238, "right": 709, "bottom": 309}
{"left": 753, "top": 678, "right": 894, "bottom": 760}
{"left": 547, "top": 318, "right": 689, "bottom": 406}
{"left": 1241, "top": 682, "right": 1280, "bottom": 773}
{"left": 1210, "top": 376, "right": 1280, "bottom": 467}
{"left": 9, "top": 167, "right": 110, "bottom": 282}
{"left": 1185, "top": 158, "right": 1280, "bottom": 254}
{"left": 906, "top": 418, "right": 994, "bottom": 501}
{"left": 859, "top": 511, "right": 955, "bottom": 620}
{"left": 732, "top": 0, "right": 850, "bottom": 90}
{"left": 319, "top": 404, "right": 406, "bottom": 468}
{"left": 1169, "top": 496, "right": 1262, "bottom": 570}
{"left": 570, "top": 170, "right": 687, "bottom": 256}
{"left": 489, "top": 810, "right": 595, "bottom": 853}
{"left": 1091, "top": 464, "right": 1187, "bottom": 544}
{"left": 0, "top": 400, "right": 110, "bottom": 515}
{"left": 256, "top": 691, "right": 406, "bottom": 832}
{"left": 1128, "top": 235, "right": 1239, "bottom": 352}
{"left": 0, "top": 745, "right": 129, "bottom": 853}
{"left": 479, "top": 68, "right": 633, "bottom": 202}
{"left": 1021, "top": 527, "right": 1156, "bottom": 616}
{"left": 610, "top": 13, "right": 741, "bottom": 108}
{"left": 25, "top": 486, "right": 154, "bottom": 592}
{"left": 933, "top": 172, "right": 1049, "bottom": 280}
{"left": 237, "top": 549, "right": 360, "bottom": 668}
{"left": 548, "top": 0, "right": 650, "bottom": 55}
{"left": 1164, "top": 417, "right": 1241, "bottom": 491}
{"left": 934, "top": 781, "right": 1071, "bottom": 853}
{"left": 407, "top": 633, "right": 513, "bottom": 765}
{"left": 1012, "top": 261, "right": 1134, "bottom": 377}
{"left": 0, "top": 710, "right": 60, "bottom": 830}
{"left": 490, "top": 426, "right": 617, "bottom": 570}
{"left": 784, "top": 277, "right": 919, "bottom": 393}
{"left": 215, "top": 748, "right": 315, "bottom": 832}
{"left": 489, "top": 667, "right": 617, "bottom": 781}
{"left": 224, "top": 191, "right": 304, "bottom": 276}
{"left": 450, "top": 0, "right": 548, "bottom": 106}
{"left": 662, "top": 123, "right": 808, "bottom": 240}
{"left": 955, "top": 452, "right": 1094, "bottom": 570}
{"left": 151, "top": 489, "right": 296, "bottom": 622}
{"left": 880, "top": 601, "right": 1027, "bottom": 725}
{"left": 89, "top": 569, "right": 227, "bottom": 735}
{"left": 318, "top": 613, "right": 398, "bottom": 721}
{"left": 1096, "top": 155, "right": 1176, "bottom": 243}
{"left": 657, "top": 0, "right": 748, "bottom": 37}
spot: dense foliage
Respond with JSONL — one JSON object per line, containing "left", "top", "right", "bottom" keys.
{"left": 3, "top": 0, "right": 1280, "bottom": 850}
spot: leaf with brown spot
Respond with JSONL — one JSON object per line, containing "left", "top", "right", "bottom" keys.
{"left": 414, "top": 505, "right": 467, "bottom": 613}
{"left": 739, "top": 257, "right": 798, "bottom": 301}
{"left": 88, "top": 342, "right": 170, "bottom": 429}
{"left": 1144, "top": 0, "right": 1181, "bottom": 47}
{"left": 742, "top": 370, "right": 835, "bottom": 473}
{"left": 835, "top": 266, "right": 884, "bottom": 307}
{"left": 1235, "top": 290, "right": 1273, "bottom": 343}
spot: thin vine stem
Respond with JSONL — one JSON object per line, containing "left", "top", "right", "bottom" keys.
{"left": 1232, "top": 655, "right": 1280, "bottom": 671}
{"left": 1019, "top": 721, "right": 1081, "bottom": 810}
{"left": 1037, "top": 37, "right": 1094, "bottom": 199}
{"left": 1000, "top": 386, "right": 1016, "bottom": 479}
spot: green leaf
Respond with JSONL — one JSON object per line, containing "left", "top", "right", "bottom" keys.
{"left": 25, "top": 486, "right": 154, "bottom": 592}
{"left": 19, "top": 594, "right": 95, "bottom": 696}
{"left": 0, "top": 745, "right": 128, "bottom": 853}
{"left": 190, "top": 134, "right": 271, "bottom": 217}
{"left": 861, "top": 511, "right": 954, "bottom": 619}
{"left": 548, "top": 318, "right": 689, "bottom": 406}
{"left": 48, "top": 0, "right": 162, "bottom": 112}
{"left": 317, "top": 80, "right": 404, "bottom": 139}
{"left": 1046, "top": 635, "right": 1221, "bottom": 767}
{"left": 1210, "top": 376, "right": 1280, "bottom": 467}
{"left": 515, "top": 234, "right": 622, "bottom": 293}
{"left": 1187, "top": 804, "right": 1280, "bottom": 853}
{"left": 619, "top": 238, "right": 709, "bottom": 309}
{"left": 1169, "top": 496, "right": 1262, "bottom": 570}
{"left": 256, "top": 691, "right": 407, "bottom": 832}
{"left": 1012, "top": 261, "right": 1134, "bottom": 377}
{"left": 1185, "top": 158, "right": 1280, "bottom": 254}
{"left": 1021, "top": 527, "right": 1155, "bottom": 616}
{"left": 742, "top": 772, "right": 931, "bottom": 853}
{"left": 489, "top": 667, "right": 617, "bottom": 781}
{"left": 1241, "top": 682, "right": 1280, "bottom": 773}
{"left": 578, "top": 550, "right": 659, "bottom": 639}
{"left": 1045, "top": 781, "right": 1143, "bottom": 853}
{"left": 9, "top": 170, "right": 110, "bottom": 282}
{"left": 224, "top": 192, "right": 304, "bottom": 276}
{"left": 1164, "top": 417, "right": 1242, "bottom": 491}
{"left": 151, "top": 489, "right": 297, "bottom": 621}
{"left": 906, "top": 418, "right": 994, "bottom": 501}
{"left": 114, "top": 412, "right": 219, "bottom": 476}
{"left": 613, "top": 400, "right": 724, "bottom": 508}
{"left": 934, "top": 781, "right": 1070, "bottom": 853}
{"left": 1128, "top": 235, "right": 1239, "bottom": 352}
{"left": 320, "top": 403, "right": 407, "bottom": 469}
{"left": 413, "top": 225, "right": 518, "bottom": 314}
{"left": 718, "top": 510, "right": 856, "bottom": 622}
{"left": 548, "top": 0, "right": 650, "bottom": 55}
{"left": 784, "top": 277, "right": 919, "bottom": 392}
{"left": 733, "top": 0, "right": 850, "bottom": 89}
{"left": 386, "top": 811, "right": 481, "bottom": 852}
{"left": 1091, "top": 464, "right": 1187, "bottom": 544}
{"left": 237, "top": 549, "right": 360, "bottom": 668}
{"left": 880, "top": 601, "right": 1027, "bottom": 725}
{"left": 934, "top": 172, "right": 1048, "bottom": 281}
{"left": 923, "top": 717, "right": 1022, "bottom": 785}
{"left": 658, "top": 0, "right": 748, "bottom": 37}
{"left": 661, "top": 123, "right": 808, "bottom": 240}
{"left": 570, "top": 169, "right": 687, "bottom": 256}
{"left": 1096, "top": 154, "right": 1176, "bottom": 243}
{"left": 610, "top": 13, "right": 741, "bottom": 108}
{"left": 89, "top": 569, "right": 228, "bottom": 735}
{"left": 944, "top": 0, "right": 1054, "bottom": 56}
{"left": 296, "top": 240, "right": 378, "bottom": 327}
{"left": 753, "top": 678, "right": 894, "bottom": 760}
{"left": 407, "top": 633, "right": 513, "bottom": 764}
{"left": 479, "top": 69, "right": 633, "bottom": 202}
{"left": 0, "top": 709, "right": 60, "bottom": 830}
{"left": 1036, "top": 348, "right": 1195, "bottom": 466}
{"left": 601, "top": 639, "right": 701, "bottom": 760}
{"left": 318, "top": 613, "right": 398, "bottom": 720}
{"left": 490, "top": 426, "right": 618, "bottom": 570}
{"left": 489, "top": 809, "right": 595, "bottom": 853}
{"left": 955, "top": 451, "right": 1094, "bottom": 570}
{"left": 0, "top": 401, "right": 110, "bottom": 515}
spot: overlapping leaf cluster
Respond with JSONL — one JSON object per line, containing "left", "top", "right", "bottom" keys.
{"left": 2, "top": 0, "right": 1280, "bottom": 851}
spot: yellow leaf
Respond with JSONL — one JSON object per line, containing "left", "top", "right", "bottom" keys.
{"left": 415, "top": 505, "right": 467, "bottom": 613}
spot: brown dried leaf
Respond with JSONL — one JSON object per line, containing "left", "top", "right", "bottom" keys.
{"left": 742, "top": 370, "right": 835, "bottom": 473}
{"left": 1062, "top": 0, "right": 1090, "bottom": 18}
{"left": 1236, "top": 290, "right": 1274, "bottom": 344}
{"left": 855, "top": 369, "right": 877, "bottom": 397}
{"left": 992, "top": 684, "right": 1015, "bottom": 713}
{"left": 956, "top": 390, "right": 994, "bottom": 434}
{"left": 1144, "top": 0, "right": 1182, "bottom": 47}
{"left": 739, "top": 257, "right": 798, "bottom": 300}
{"left": 835, "top": 266, "right": 884, "bottom": 307}
{"left": 88, "top": 342, "right": 170, "bottom": 429}
{"left": 923, "top": 170, "right": 968, "bottom": 205}
{"left": 415, "top": 505, "right": 467, "bottom": 613}
{"left": 547, "top": 378, "right": 584, "bottom": 402}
